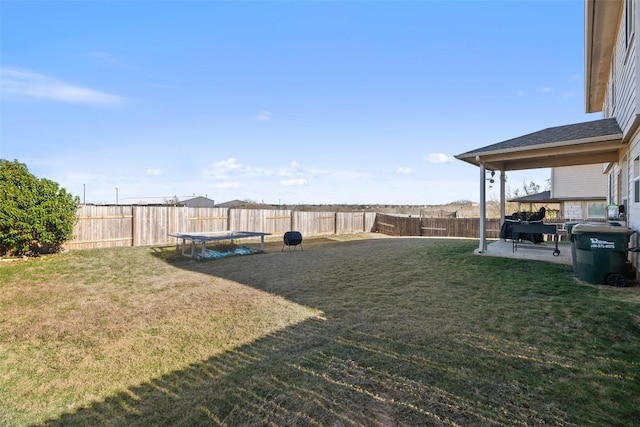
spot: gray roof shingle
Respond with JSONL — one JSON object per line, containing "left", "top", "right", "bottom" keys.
{"left": 508, "top": 191, "right": 551, "bottom": 203}
{"left": 456, "top": 118, "right": 621, "bottom": 158}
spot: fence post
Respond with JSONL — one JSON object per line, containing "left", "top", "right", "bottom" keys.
{"left": 132, "top": 206, "right": 137, "bottom": 247}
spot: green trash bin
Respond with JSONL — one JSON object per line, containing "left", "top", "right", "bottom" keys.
{"left": 565, "top": 222, "right": 579, "bottom": 272}
{"left": 571, "top": 223, "right": 634, "bottom": 286}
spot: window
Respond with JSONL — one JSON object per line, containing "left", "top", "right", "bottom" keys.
{"left": 609, "top": 174, "right": 613, "bottom": 204}
{"left": 587, "top": 203, "right": 607, "bottom": 219}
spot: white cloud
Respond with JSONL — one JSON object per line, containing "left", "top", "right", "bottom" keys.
{"left": 146, "top": 168, "right": 163, "bottom": 176}
{"left": 540, "top": 86, "right": 553, "bottom": 93}
{"left": 0, "top": 67, "right": 126, "bottom": 106}
{"left": 280, "top": 178, "right": 308, "bottom": 186}
{"left": 256, "top": 110, "right": 271, "bottom": 121}
{"left": 277, "top": 161, "right": 303, "bottom": 177}
{"left": 204, "top": 158, "right": 283, "bottom": 180}
{"left": 397, "top": 167, "right": 413, "bottom": 175}
{"left": 204, "top": 158, "right": 245, "bottom": 179}
{"left": 427, "top": 153, "right": 453, "bottom": 164}
{"left": 516, "top": 90, "right": 525, "bottom": 96}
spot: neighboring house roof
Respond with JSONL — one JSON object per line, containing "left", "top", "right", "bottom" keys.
{"left": 509, "top": 191, "right": 552, "bottom": 203}
{"left": 508, "top": 190, "right": 605, "bottom": 203}
{"left": 113, "top": 196, "right": 215, "bottom": 206}
{"left": 215, "top": 199, "right": 247, "bottom": 208}
{"left": 180, "top": 196, "right": 217, "bottom": 208}
{"left": 455, "top": 118, "right": 623, "bottom": 171}
{"left": 113, "top": 197, "right": 175, "bottom": 205}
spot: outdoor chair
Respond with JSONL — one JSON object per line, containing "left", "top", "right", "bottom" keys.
{"left": 282, "top": 231, "right": 303, "bottom": 252}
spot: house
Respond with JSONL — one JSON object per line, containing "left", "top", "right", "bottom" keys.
{"left": 455, "top": 1, "right": 631, "bottom": 259}
{"left": 509, "top": 165, "right": 608, "bottom": 221}
{"left": 586, "top": 0, "right": 640, "bottom": 275}
{"left": 112, "top": 195, "right": 216, "bottom": 207}
{"left": 215, "top": 199, "right": 250, "bottom": 208}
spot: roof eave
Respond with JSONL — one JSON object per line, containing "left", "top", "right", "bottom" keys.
{"left": 455, "top": 132, "right": 623, "bottom": 161}
{"left": 585, "top": 0, "right": 623, "bottom": 113}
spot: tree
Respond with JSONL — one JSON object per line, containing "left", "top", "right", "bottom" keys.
{"left": 514, "top": 180, "right": 539, "bottom": 198}
{"left": 0, "top": 159, "right": 79, "bottom": 256}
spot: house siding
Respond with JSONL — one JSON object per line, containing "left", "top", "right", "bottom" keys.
{"left": 600, "top": 1, "right": 640, "bottom": 279}
{"left": 551, "top": 165, "right": 607, "bottom": 199}
{"left": 625, "top": 130, "right": 640, "bottom": 273}
{"left": 603, "top": 1, "right": 638, "bottom": 134}
{"left": 613, "top": 154, "right": 629, "bottom": 207}
{"left": 627, "top": 132, "right": 640, "bottom": 225}
{"left": 610, "top": 158, "right": 628, "bottom": 206}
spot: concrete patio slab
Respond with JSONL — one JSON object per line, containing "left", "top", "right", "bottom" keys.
{"left": 476, "top": 240, "right": 572, "bottom": 266}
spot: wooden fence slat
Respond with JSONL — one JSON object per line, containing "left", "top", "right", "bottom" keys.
{"left": 373, "top": 213, "right": 501, "bottom": 238}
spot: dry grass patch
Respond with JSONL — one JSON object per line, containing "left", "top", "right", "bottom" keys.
{"left": 0, "top": 247, "right": 321, "bottom": 426}
{"left": 1, "top": 236, "right": 639, "bottom": 426}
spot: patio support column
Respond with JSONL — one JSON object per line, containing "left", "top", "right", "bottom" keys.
{"left": 478, "top": 160, "right": 487, "bottom": 252}
{"left": 500, "top": 170, "right": 506, "bottom": 223}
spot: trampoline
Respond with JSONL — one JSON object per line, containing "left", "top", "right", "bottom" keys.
{"left": 169, "top": 231, "right": 271, "bottom": 259}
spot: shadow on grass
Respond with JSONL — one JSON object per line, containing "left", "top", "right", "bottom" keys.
{"left": 43, "top": 316, "right": 576, "bottom": 426}
{"left": 42, "top": 238, "right": 640, "bottom": 426}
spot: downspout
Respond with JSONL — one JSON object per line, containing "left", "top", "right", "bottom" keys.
{"left": 478, "top": 159, "right": 487, "bottom": 252}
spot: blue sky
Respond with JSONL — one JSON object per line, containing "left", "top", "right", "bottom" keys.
{"left": 1, "top": 0, "right": 600, "bottom": 205}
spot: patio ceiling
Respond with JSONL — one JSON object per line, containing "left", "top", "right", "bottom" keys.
{"left": 455, "top": 118, "right": 623, "bottom": 171}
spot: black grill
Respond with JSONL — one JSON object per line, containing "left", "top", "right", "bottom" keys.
{"left": 282, "top": 231, "right": 303, "bottom": 252}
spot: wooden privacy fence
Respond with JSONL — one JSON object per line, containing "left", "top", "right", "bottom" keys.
{"left": 68, "top": 208, "right": 502, "bottom": 250}
{"left": 71, "top": 205, "right": 134, "bottom": 249}
{"left": 373, "top": 213, "right": 501, "bottom": 238}
{"left": 67, "top": 206, "right": 377, "bottom": 250}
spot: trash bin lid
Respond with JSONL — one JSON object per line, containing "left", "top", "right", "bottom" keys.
{"left": 572, "top": 223, "right": 634, "bottom": 234}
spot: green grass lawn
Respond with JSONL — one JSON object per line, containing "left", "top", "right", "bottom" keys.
{"left": 1, "top": 237, "right": 639, "bottom": 426}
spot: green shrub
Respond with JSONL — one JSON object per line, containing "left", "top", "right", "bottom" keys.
{"left": 0, "top": 159, "right": 79, "bottom": 256}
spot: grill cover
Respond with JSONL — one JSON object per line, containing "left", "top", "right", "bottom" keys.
{"left": 284, "top": 231, "right": 303, "bottom": 246}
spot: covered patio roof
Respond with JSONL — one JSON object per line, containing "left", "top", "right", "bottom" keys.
{"left": 455, "top": 118, "right": 624, "bottom": 171}
{"left": 455, "top": 117, "right": 623, "bottom": 255}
